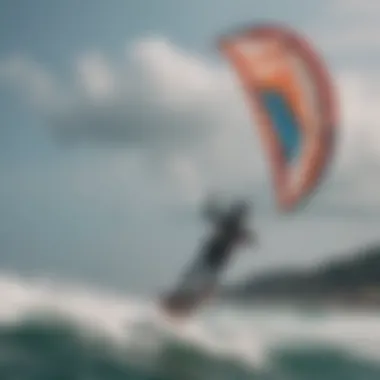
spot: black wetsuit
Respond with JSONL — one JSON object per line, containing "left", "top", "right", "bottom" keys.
{"left": 202, "top": 219, "right": 247, "bottom": 270}
{"left": 197, "top": 199, "right": 255, "bottom": 278}
{"left": 162, "top": 202, "right": 254, "bottom": 313}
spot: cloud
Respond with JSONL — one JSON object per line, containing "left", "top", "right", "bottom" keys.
{"left": 0, "top": 40, "right": 260, "bottom": 215}
{"left": 1, "top": 35, "right": 380, "bottom": 216}
{"left": 0, "top": 55, "right": 63, "bottom": 110}
{"left": 334, "top": 72, "right": 380, "bottom": 164}
{"left": 52, "top": 37, "right": 237, "bottom": 151}
{"left": 75, "top": 53, "right": 116, "bottom": 100}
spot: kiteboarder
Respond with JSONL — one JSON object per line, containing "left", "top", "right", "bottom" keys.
{"left": 195, "top": 199, "right": 256, "bottom": 282}
{"left": 160, "top": 199, "right": 258, "bottom": 315}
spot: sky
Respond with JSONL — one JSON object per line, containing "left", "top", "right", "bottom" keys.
{"left": 1, "top": 0, "right": 380, "bottom": 295}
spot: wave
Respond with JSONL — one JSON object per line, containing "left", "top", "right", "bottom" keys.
{"left": 0, "top": 272, "right": 379, "bottom": 380}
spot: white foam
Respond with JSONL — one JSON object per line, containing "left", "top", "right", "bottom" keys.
{"left": 0, "top": 272, "right": 379, "bottom": 369}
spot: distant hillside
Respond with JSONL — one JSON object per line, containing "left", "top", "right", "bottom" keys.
{"left": 223, "top": 244, "right": 380, "bottom": 307}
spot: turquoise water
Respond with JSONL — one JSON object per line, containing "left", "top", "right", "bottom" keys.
{"left": 0, "top": 275, "right": 379, "bottom": 380}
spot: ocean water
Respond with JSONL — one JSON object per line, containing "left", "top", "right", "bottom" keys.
{"left": 0, "top": 274, "right": 379, "bottom": 380}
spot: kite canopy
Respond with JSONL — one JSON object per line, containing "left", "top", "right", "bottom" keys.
{"left": 219, "top": 24, "right": 337, "bottom": 211}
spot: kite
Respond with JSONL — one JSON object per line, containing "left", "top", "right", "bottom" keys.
{"left": 219, "top": 24, "right": 337, "bottom": 211}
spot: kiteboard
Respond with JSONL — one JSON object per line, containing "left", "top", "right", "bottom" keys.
{"left": 159, "top": 287, "right": 214, "bottom": 319}
{"left": 158, "top": 256, "right": 218, "bottom": 319}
